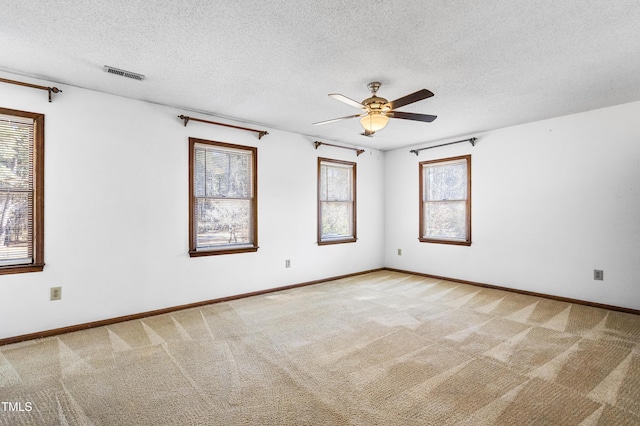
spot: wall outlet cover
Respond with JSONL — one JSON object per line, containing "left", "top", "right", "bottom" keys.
{"left": 50, "top": 286, "right": 62, "bottom": 301}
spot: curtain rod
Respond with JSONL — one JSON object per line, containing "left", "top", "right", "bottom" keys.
{"left": 409, "top": 137, "right": 477, "bottom": 156}
{"left": 0, "top": 77, "right": 62, "bottom": 102}
{"left": 314, "top": 141, "right": 365, "bottom": 156}
{"left": 178, "top": 114, "right": 269, "bottom": 139}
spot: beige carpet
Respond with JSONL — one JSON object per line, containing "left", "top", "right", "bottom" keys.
{"left": 1, "top": 270, "right": 640, "bottom": 425}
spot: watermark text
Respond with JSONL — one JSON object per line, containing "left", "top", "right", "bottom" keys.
{"left": 1, "top": 401, "right": 33, "bottom": 412}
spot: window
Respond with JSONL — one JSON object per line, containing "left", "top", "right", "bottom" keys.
{"left": 0, "top": 108, "right": 44, "bottom": 274}
{"left": 318, "top": 157, "right": 356, "bottom": 244}
{"left": 189, "top": 138, "right": 257, "bottom": 256}
{"left": 419, "top": 155, "right": 471, "bottom": 245}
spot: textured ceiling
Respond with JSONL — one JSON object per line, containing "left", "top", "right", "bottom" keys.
{"left": 1, "top": 1, "right": 640, "bottom": 150}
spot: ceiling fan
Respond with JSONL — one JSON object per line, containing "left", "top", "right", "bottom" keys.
{"left": 313, "top": 82, "right": 437, "bottom": 136}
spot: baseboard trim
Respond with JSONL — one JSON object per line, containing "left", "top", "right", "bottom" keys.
{"left": 384, "top": 267, "right": 640, "bottom": 316}
{"left": 0, "top": 268, "right": 384, "bottom": 346}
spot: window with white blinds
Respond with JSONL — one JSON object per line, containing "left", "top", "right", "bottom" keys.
{"left": 419, "top": 155, "right": 471, "bottom": 245}
{"left": 0, "top": 108, "right": 44, "bottom": 273}
{"left": 318, "top": 158, "right": 356, "bottom": 244}
{"left": 189, "top": 138, "right": 258, "bottom": 256}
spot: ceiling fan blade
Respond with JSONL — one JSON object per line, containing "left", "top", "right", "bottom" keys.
{"left": 329, "top": 93, "right": 365, "bottom": 109}
{"left": 313, "top": 114, "right": 362, "bottom": 126}
{"left": 389, "top": 111, "right": 438, "bottom": 122}
{"left": 388, "top": 89, "right": 434, "bottom": 110}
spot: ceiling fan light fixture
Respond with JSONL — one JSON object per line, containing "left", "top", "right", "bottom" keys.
{"left": 316, "top": 82, "right": 436, "bottom": 134}
{"left": 360, "top": 112, "right": 389, "bottom": 132}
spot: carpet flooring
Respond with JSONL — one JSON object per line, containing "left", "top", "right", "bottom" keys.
{"left": 1, "top": 270, "right": 640, "bottom": 425}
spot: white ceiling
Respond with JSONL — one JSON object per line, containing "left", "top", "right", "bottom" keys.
{"left": 2, "top": 1, "right": 640, "bottom": 151}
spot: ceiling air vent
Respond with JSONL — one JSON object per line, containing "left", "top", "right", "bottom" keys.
{"left": 103, "top": 65, "right": 145, "bottom": 81}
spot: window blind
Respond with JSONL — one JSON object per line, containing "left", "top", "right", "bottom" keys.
{"left": 0, "top": 113, "right": 35, "bottom": 265}
{"left": 420, "top": 156, "right": 471, "bottom": 244}
{"left": 318, "top": 159, "right": 356, "bottom": 242}
{"left": 193, "top": 142, "right": 254, "bottom": 250}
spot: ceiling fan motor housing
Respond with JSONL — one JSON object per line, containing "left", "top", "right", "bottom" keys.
{"left": 363, "top": 96, "right": 390, "bottom": 112}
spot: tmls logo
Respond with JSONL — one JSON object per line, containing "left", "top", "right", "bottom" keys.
{"left": 1, "top": 401, "right": 33, "bottom": 412}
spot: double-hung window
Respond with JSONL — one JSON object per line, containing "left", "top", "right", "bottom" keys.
{"left": 189, "top": 138, "right": 257, "bottom": 256}
{"left": 419, "top": 155, "right": 471, "bottom": 245}
{"left": 0, "top": 107, "right": 44, "bottom": 274}
{"left": 318, "top": 157, "right": 356, "bottom": 244}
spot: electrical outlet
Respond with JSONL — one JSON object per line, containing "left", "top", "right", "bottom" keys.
{"left": 285, "top": 259, "right": 291, "bottom": 268}
{"left": 397, "top": 248, "right": 402, "bottom": 256}
{"left": 594, "top": 270, "right": 604, "bottom": 281}
{"left": 50, "top": 286, "right": 62, "bottom": 301}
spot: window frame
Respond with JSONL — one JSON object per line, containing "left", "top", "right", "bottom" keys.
{"left": 188, "top": 137, "right": 258, "bottom": 257}
{"left": 0, "top": 107, "right": 45, "bottom": 274}
{"left": 419, "top": 154, "right": 471, "bottom": 246}
{"left": 317, "top": 157, "right": 357, "bottom": 245}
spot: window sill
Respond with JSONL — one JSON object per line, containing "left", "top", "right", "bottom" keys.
{"left": 318, "top": 238, "right": 357, "bottom": 246}
{"left": 189, "top": 246, "right": 259, "bottom": 257}
{"left": 0, "top": 263, "right": 45, "bottom": 275}
{"left": 419, "top": 238, "right": 471, "bottom": 246}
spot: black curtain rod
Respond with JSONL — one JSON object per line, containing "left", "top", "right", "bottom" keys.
{"left": 409, "top": 137, "right": 477, "bottom": 156}
{"left": 178, "top": 115, "right": 269, "bottom": 139}
{"left": 314, "top": 141, "right": 365, "bottom": 156}
{"left": 0, "top": 77, "right": 62, "bottom": 102}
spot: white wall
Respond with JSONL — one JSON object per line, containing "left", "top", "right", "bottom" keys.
{"left": 385, "top": 100, "right": 640, "bottom": 310}
{"left": 3, "top": 69, "right": 638, "bottom": 340}
{"left": 0, "top": 71, "right": 385, "bottom": 339}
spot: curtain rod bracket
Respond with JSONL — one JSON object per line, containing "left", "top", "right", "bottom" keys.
{"left": 314, "top": 141, "right": 364, "bottom": 156}
{"left": 258, "top": 131, "right": 269, "bottom": 140}
{"left": 47, "top": 87, "right": 62, "bottom": 102}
